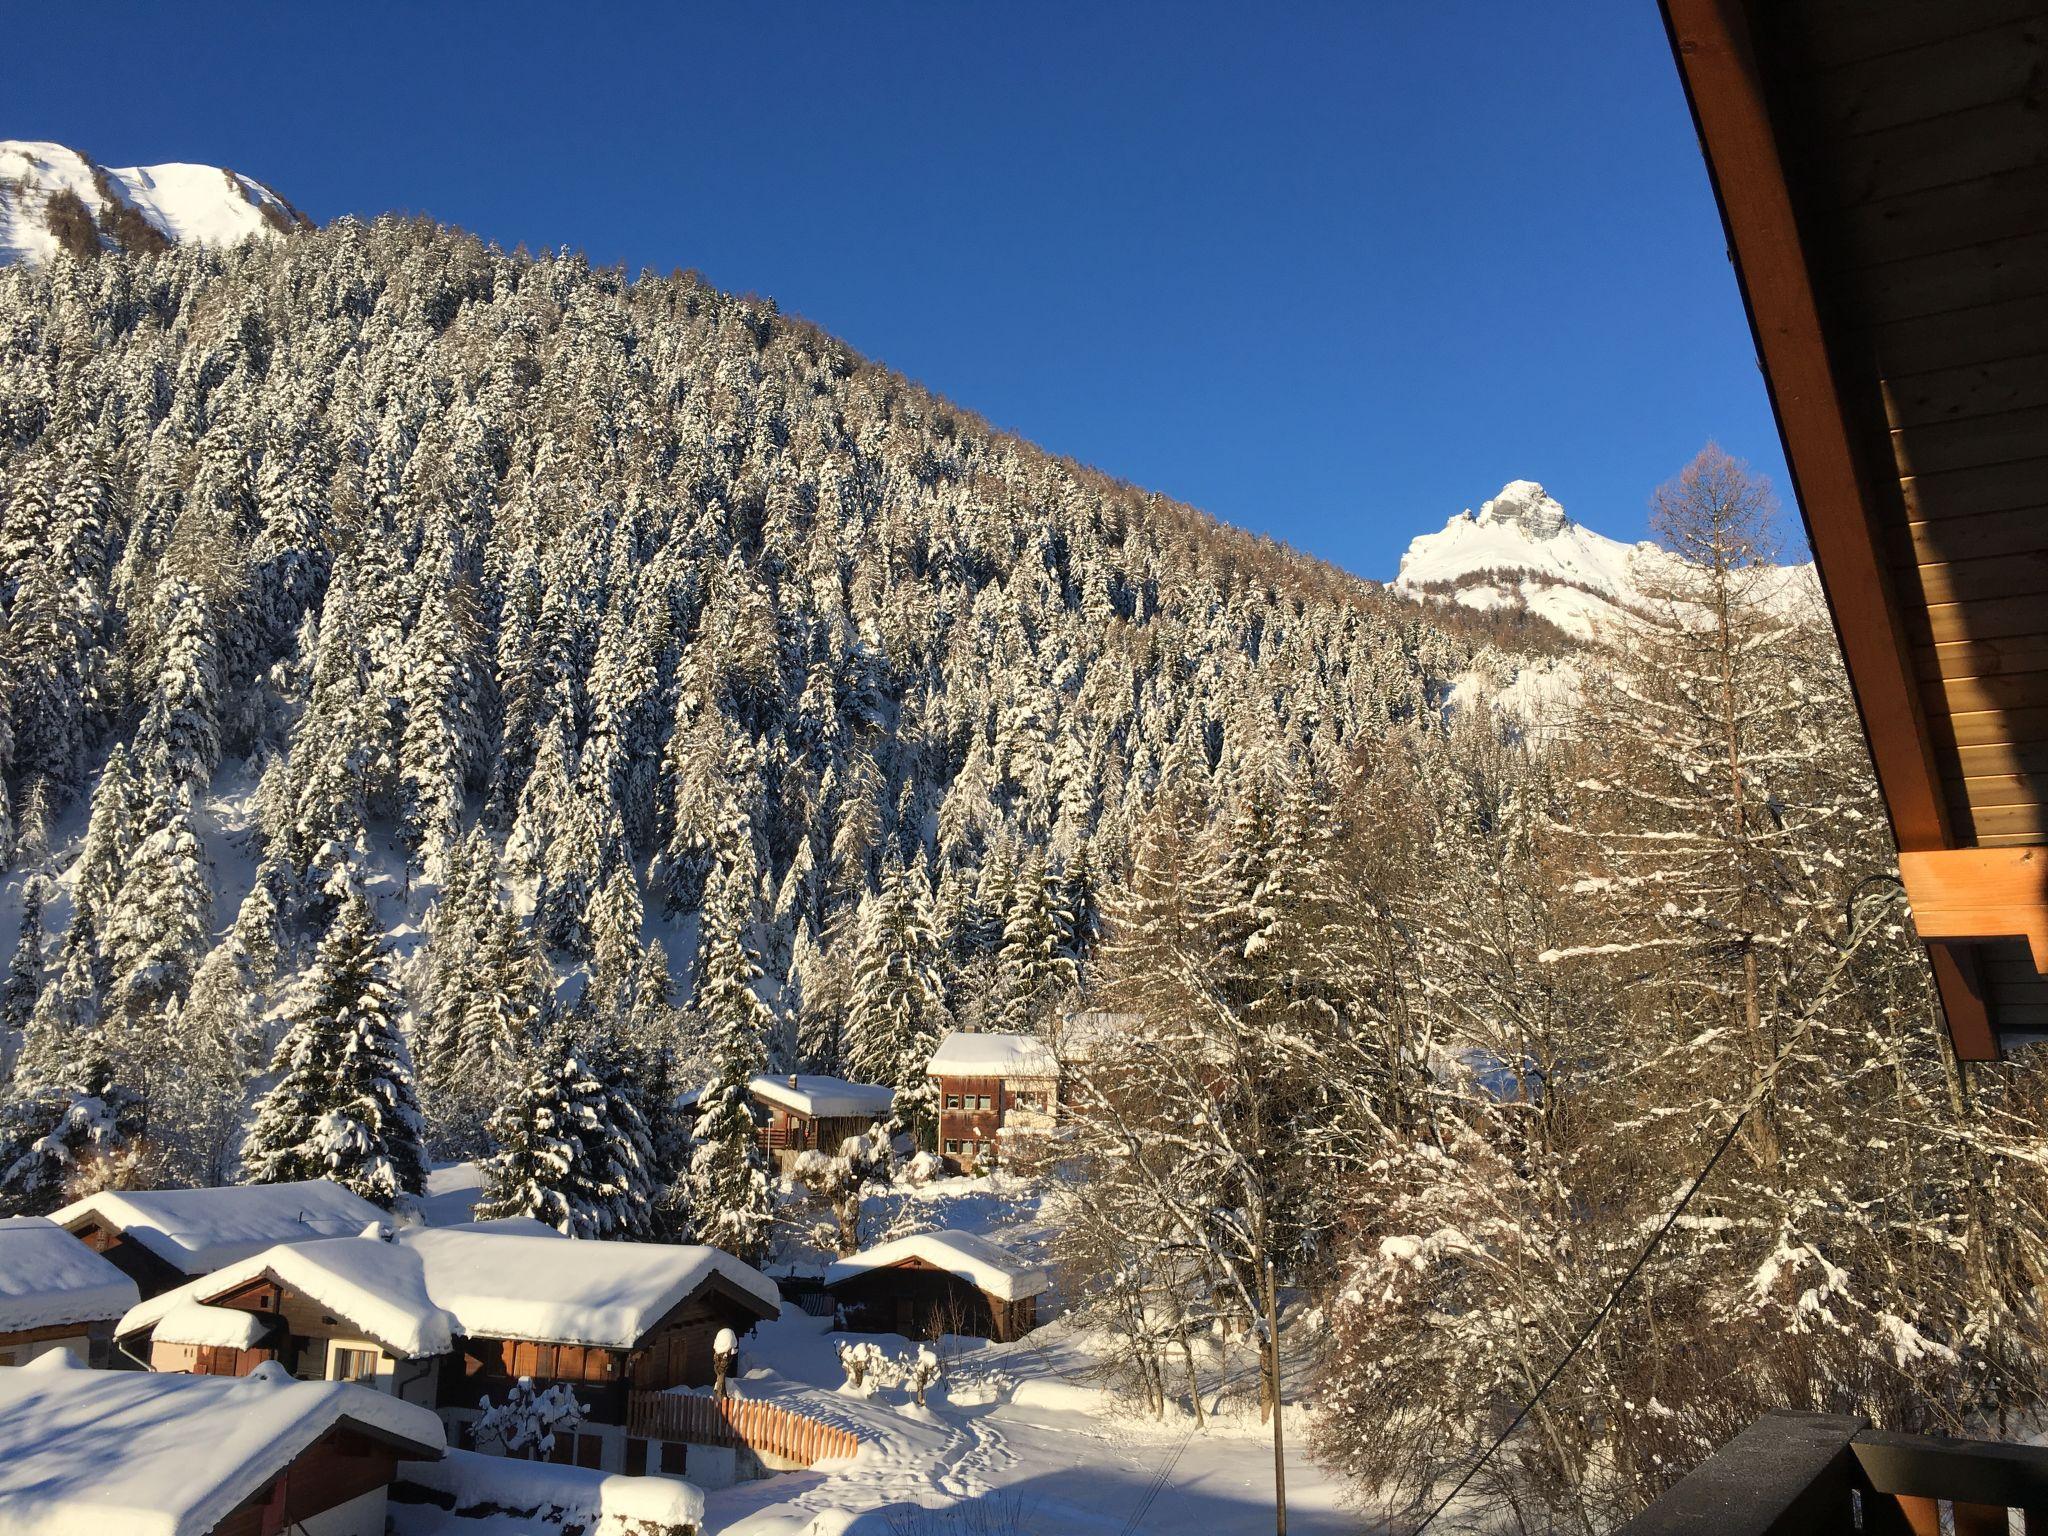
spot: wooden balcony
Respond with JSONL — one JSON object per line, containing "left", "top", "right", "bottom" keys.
{"left": 1619, "top": 1410, "right": 2048, "bottom": 1535}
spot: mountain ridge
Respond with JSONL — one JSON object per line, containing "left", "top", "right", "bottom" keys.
{"left": 0, "top": 139, "right": 307, "bottom": 266}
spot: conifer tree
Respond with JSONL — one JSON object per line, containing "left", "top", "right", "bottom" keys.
{"left": 242, "top": 889, "right": 428, "bottom": 1207}
{"left": 686, "top": 859, "right": 775, "bottom": 1261}
{"left": 475, "top": 1018, "right": 614, "bottom": 1236}
{"left": 843, "top": 858, "right": 949, "bottom": 1140}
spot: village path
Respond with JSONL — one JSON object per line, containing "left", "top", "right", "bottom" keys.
{"left": 698, "top": 1309, "right": 1364, "bottom": 1536}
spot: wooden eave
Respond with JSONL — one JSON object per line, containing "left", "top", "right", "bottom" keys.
{"left": 1660, "top": 0, "right": 2048, "bottom": 1059}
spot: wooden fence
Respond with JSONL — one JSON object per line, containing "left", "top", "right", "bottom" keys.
{"left": 627, "top": 1391, "right": 859, "bottom": 1467}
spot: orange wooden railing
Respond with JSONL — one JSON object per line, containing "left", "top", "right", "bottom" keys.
{"left": 627, "top": 1391, "right": 859, "bottom": 1466}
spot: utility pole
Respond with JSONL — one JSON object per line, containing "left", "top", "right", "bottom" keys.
{"left": 1264, "top": 1258, "right": 1287, "bottom": 1536}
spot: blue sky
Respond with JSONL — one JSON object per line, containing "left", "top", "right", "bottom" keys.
{"left": 5, "top": 2, "right": 1796, "bottom": 578}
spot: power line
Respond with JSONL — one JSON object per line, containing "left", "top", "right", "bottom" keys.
{"left": 1409, "top": 878, "right": 1899, "bottom": 1534}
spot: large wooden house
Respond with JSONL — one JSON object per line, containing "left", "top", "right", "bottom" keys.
{"left": 746, "top": 1073, "right": 895, "bottom": 1171}
{"left": 51, "top": 1179, "right": 388, "bottom": 1298}
{"left": 115, "top": 1225, "right": 783, "bottom": 1478}
{"left": 0, "top": 1215, "right": 140, "bottom": 1368}
{"left": 925, "top": 1030, "right": 1060, "bottom": 1170}
{"left": 824, "top": 1229, "right": 1049, "bottom": 1343}
{"left": 0, "top": 1348, "right": 444, "bottom": 1536}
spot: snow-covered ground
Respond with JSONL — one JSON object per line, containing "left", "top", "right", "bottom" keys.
{"left": 698, "top": 1308, "right": 1357, "bottom": 1536}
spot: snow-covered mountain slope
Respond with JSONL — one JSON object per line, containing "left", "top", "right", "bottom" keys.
{"left": 0, "top": 140, "right": 305, "bottom": 265}
{"left": 1391, "top": 480, "right": 1685, "bottom": 641}
{"left": 1392, "top": 478, "right": 1818, "bottom": 643}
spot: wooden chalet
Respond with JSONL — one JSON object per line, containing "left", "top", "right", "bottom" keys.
{"left": 116, "top": 1225, "right": 783, "bottom": 1479}
{"left": 824, "top": 1229, "right": 1049, "bottom": 1343}
{"left": 51, "top": 1178, "right": 387, "bottom": 1298}
{"left": 0, "top": 1349, "right": 444, "bottom": 1536}
{"left": 926, "top": 1029, "right": 1060, "bottom": 1170}
{"left": 0, "top": 1215, "right": 140, "bottom": 1368}
{"left": 746, "top": 1073, "right": 895, "bottom": 1172}
{"left": 1628, "top": 2, "right": 2048, "bottom": 1529}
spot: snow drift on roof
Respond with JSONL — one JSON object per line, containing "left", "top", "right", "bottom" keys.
{"left": 0, "top": 1348, "right": 442, "bottom": 1536}
{"left": 825, "top": 1229, "right": 1050, "bottom": 1303}
{"left": 926, "top": 1031, "right": 1059, "bottom": 1079}
{"left": 120, "top": 1232, "right": 450, "bottom": 1357}
{"left": 401, "top": 1446, "right": 704, "bottom": 1534}
{"left": 148, "top": 1300, "right": 269, "bottom": 1350}
{"left": 748, "top": 1073, "right": 896, "bottom": 1119}
{"left": 122, "top": 1226, "right": 782, "bottom": 1354}
{"left": 0, "top": 1217, "right": 139, "bottom": 1332}
{"left": 398, "top": 1228, "right": 784, "bottom": 1346}
{"left": 52, "top": 1180, "right": 388, "bottom": 1274}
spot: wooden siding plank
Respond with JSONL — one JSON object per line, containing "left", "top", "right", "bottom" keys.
{"left": 1919, "top": 636, "right": 2048, "bottom": 683}
{"left": 1901, "top": 456, "right": 2048, "bottom": 521}
{"left": 1841, "top": 232, "right": 2048, "bottom": 327}
{"left": 1955, "top": 770, "right": 2048, "bottom": 807}
{"left": 1890, "top": 405, "right": 2048, "bottom": 478}
{"left": 1930, "top": 669, "right": 2048, "bottom": 716}
{"left": 1959, "top": 740, "right": 2048, "bottom": 777}
{"left": 1801, "top": 17, "right": 2048, "bottom": 138}
{"left": 1842, "top": 167, "right": 2048, "bottom": 271}
{"left": 1828, "top": 99, "right": 2048, "bottom": 210}
{"left": 1780, "top": 2, "right": 2046, "bottom": 71}
{"left": 1886, "top": 355, "right": 2048, "bottom": 431}
{"left": 1863, "top": 293, "right": 2048, "bottom": 375}
{"left": 1918, "top": 594, "right": 2048, "bottom": 645}
{"left": 1900, "top": 548, "right": 2048, "bottom": 606}
{"left": 1943, "top": 705, "right": 2048, "bottom": 749}
{"left": 1965, "top": 801, "right": 2048, "bottom": 839}
{"left": 1903, "top": 505, "right": 2048, "bottom": 566}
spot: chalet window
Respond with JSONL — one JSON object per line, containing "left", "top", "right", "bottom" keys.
{"left": 945, "top": 1139, "right": 961, "bottom": 1154}
{"left": 975, "top": 1094, "right": 993, "bottom": 1110}
{"left": 330, "top": 1347, "right": 379, "bottom": 1382}
{"left": 946, "top": 1094, "right": 961, "bottom": 1109}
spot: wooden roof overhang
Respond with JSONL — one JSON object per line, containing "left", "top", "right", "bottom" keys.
{"left": 1660, "top": 0, "right": 2048, "bottom": 1059}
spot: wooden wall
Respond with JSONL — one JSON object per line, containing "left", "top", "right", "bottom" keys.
{"left": 1751, "top": 2, "right": 2048, "bottom": 846}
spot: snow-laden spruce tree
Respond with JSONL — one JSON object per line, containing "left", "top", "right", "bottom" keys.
{"left": 0, "top": 876, "right": 45, "bottom": 1061}
{"left": 242, "top": 888, "right": 428, "bottom": 1208}
{"left": 842, "top": 856, "right": 949, "bottom": 1141}
{"left": 474, "top": 1018, "right": 617, "bottom": 1237}
{"left": 686, "top": 856, "right": 775, "bottom": 1262}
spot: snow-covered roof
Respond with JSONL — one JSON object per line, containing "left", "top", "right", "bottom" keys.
{"left": 748, "top": 1073, "right": 896, "bottom": 1119}
{"left": 925, "top": 1030, "right": 1059, "bottom": 1080}
{"left": 122, "top": 1227, "right": 783, "bottom": 1355}
{"left": 0, "top": 1350, "right": 442, "bottom": 1536}
{"left": 396, "top": 1228, "right": 784, "bottom": 1347}
{"left": 52, "top": 1180, "right": 388, "bottom": 1275}
{"left": 401, "top": 1446, "right": 704, "bottom": 1532}
{"left": 148, "top": 1299, "right": 270, "bottom": 1350}
{"left": 0, "top": 1216, "right": 139, "bottom": 1332}
{"left": 825, "top": 1229, "right": 1050, "bottom": 1303}
{"left": 119, "top": 1229, "right": 449, "bottom": 1357}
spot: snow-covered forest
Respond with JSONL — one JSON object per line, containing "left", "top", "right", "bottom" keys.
{"left": 5, "top": 221, "right": 2048, "bottom": 1530}
{"left": 0, "top": 220, "right": 1476, "bottom": 1217}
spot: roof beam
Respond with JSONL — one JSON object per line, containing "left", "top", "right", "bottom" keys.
{"left": 1660, "top": 0, "right": 1953, "bottom": 854}
{"left": 1898, "top": 847, "right": 2048, "bottom": 970}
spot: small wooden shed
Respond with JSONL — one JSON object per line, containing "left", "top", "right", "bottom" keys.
{"left": 746, "top": 1073, "right": 895, "bottom": 1171}
{"left": 824, "top": 1229, "right": 1049, "bottom": 1343}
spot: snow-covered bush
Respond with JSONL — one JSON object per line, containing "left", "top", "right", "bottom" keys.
{"left": 473, "top": 1376, "right": 587, "bottom": 1460}
{"left": 905, "top": 1344, "right": 943, "bottom": 1407}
